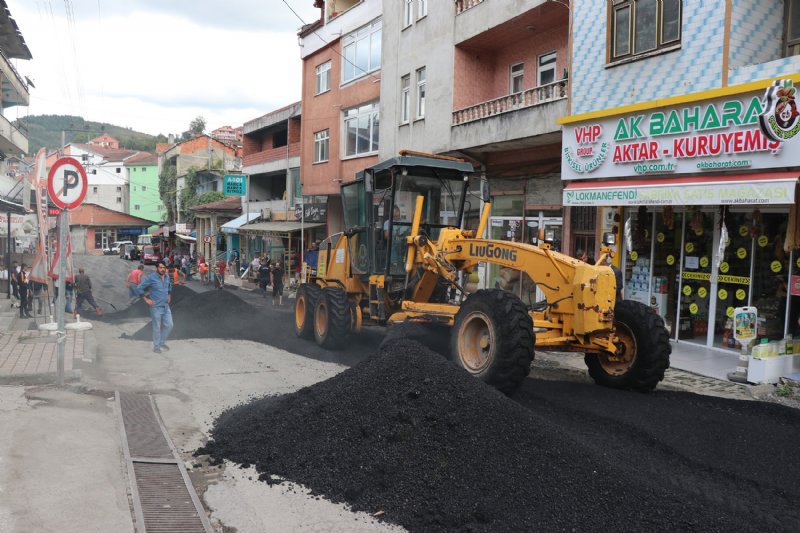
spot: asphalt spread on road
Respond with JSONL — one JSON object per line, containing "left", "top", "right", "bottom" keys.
{"left": 198, "top": 338, "right": 800, "bottom": 532}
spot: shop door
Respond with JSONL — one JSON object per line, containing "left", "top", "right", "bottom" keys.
{"left": 651, "top": 211, "right": 684, "bottom": 337}
{"left": 714, "top": 213, "right": 753, "bottom": 349}
{"left": 678, "top": 210, "right": 715, "bottom": 346}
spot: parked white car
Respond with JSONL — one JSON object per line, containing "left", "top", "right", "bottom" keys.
{"left": 105, "top": 240, "right": 133, "bottom": 255}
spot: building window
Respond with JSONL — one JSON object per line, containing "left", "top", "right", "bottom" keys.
{"left": 342, "top": 19, "right": 381, "bottom": 83}
{"left": 142, "top": 186, "right": 146, "bottom": 191}
{"left": 116, "top": 197, "right": 122, "bottom": 203}
{"left": 116, "top": 186, "right": 122, "bottom": 192}
{"left": 141, "top": 167, "right": 146, "bottom": 171}
{"left": 93, "top": 186, "right": 98, "bottom": 194}
{"left": 786, "top": 0, "right": 800, "bottom": 56}
{"left": 418, "top": 0, "right": 427, "bottom": 18}
{"left": 116, "top": 167, "right": 121, "bottom": 173}
{"left": 510, "top": 63, "right": 524, "bottom": 94}
{"left": 400, "top": 75, "right": 411, "bottom": 124}
{"left": 134, "top": 204, "right": 140, "bottom": 210}
{"left": 316, "top": 60, "right": 331, "bottom": 94}
{"left": 416, "top": 67, "right": 426, "bottom": 119}
{"left": 609, "top": 0, "right": 681, "bottom": 62}
{"left": 538, "top": 52, "right": 556, "bottom": 86}
{"left": 314, "top": 130, "right": 330, "bottom": 163}
{"left": 344, "top": 101, "right": 379, "bottom": 157}
{"left": 404, "top": 0, "right": 413, "bottom": 27}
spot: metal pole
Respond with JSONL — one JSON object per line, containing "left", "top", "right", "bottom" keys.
{"left": 6, "top": 212, "right": 10, "bottom": 299}
{"left": 56, "top": 210, "right": 67, "bottom": 386}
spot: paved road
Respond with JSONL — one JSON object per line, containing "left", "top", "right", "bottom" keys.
{"left": 1, "top": 256, "right": 797, "bottom": 532}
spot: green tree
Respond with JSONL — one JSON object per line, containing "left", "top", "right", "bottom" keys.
{"left": 189, "top": 116, "right": 206, "bottom": 135}
{"left": 159, "top": 161, "right": 178, "bottom": 225}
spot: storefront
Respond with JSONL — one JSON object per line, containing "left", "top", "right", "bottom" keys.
{"left": 561, "top": 80, "right": 800, "bottom": 351}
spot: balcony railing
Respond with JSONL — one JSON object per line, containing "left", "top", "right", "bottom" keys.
{"left": 455, "top": 0, "right": 485, "bottom": 15}
{"left": 452, "top": 80, "right": 567, "bottom": 126}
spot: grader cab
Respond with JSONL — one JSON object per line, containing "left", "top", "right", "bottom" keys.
{"left": 295, "top": 152, "right": 670, "bottom": 393}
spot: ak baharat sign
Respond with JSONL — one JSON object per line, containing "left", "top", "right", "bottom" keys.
{"left": 561, "top": 79, "right": 800, "bottom": 180}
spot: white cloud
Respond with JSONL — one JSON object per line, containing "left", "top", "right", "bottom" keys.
{"left": 9, "top": 0, "right": 321, "bottom": 137}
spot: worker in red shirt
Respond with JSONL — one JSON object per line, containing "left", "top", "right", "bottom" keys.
{"left": 215, "top": 259, "right": 226, "bottom": 289}
{"left": 127, "top": 264, "right": 145, "bottom": 304}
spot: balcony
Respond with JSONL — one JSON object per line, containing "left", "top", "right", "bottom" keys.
{"left": 0, "top": 112, "right": 28, "bottom": 155}
{"left": 455, "top": 0, "right": 485, "bottom": 15}
{"left": 453, "top": 80, "right": 567, "bottom": 126}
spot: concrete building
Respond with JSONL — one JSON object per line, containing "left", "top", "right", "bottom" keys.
{"left": 59, "top": 143, "right": 140, "bottom": 214}
{"left": 379, "top": 0, "right": 569, "bottom": 288}
{"left": 298, "top": 0, "right": 383, "bottom": 234}
{"left": 237, "top": 101, "right": 321, "bottom": 265}
{"left": 211, "top": 125, "right": 242, "bottom": 145}
{"left": 158, "top": 134, "right": 242, "bottom": 223}
{"left": 559, "top": 0, "right": 800, "bottom": 351}
{"left": 125, "top": 152, "right": 162, "bottom": 224}
{"left": 68, "top": 203, "right": 154, "bottom": 254}
{"left": 0, "top": 1, "right": 32, "bottom": 262}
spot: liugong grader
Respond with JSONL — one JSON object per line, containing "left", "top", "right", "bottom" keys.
{"left": 295, "top": 152, "right": 670, "bottom": 393}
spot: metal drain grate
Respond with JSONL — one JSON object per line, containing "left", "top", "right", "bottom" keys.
{"left": 117, "top": 392, "right": 212, "bottom": 533}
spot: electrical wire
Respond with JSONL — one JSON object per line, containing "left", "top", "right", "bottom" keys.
{"left": 280, "top": 0, "right": 382, "bottom": 84}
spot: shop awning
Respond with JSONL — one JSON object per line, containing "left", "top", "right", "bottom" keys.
{"left": 220, "top": 212, "right": 260, "bottom": 234}
{"left": 563, "top": 172, "right": 798, "bottom": 207}
{"left": 176, "top": 234, "right": 196, "bottom": 242}
{"left": 238, "top": 221, "right": 325, "bottom": 236}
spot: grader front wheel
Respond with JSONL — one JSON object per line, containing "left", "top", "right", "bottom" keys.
{"left": 585, "top": 299, "right": 671, "bottom": 391}
{"left": 451, "top": 289, "right": 535, "bottom": 395}
{"left": 295, "top": 284, "right": 322, "bottom": 338}
{"left": 313, "top": 287, "right": 351, "bottom": 350}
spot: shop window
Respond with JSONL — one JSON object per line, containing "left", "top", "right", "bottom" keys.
{"left": 750, "top": 212, "right": 791, "bottom": 344}
{"left": 677, "top": 209, "right": 713, "bottom": 344}
{"left": 650, "top": 209, "right": 683, "bottom": 335}
{"left": 609, "top": 0, "right": 682, "bottom": 63}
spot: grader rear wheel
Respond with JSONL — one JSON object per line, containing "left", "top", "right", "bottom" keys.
{"left": 295, "top": 284, "right": 322, "bottom": 338}
{"left": 585, "top": 299, "right": 671, "bottom": 391}
{"left": 313, "top": 287, "right": 351, "bottom": 350}
{"left": 451, "top": 289, "right": 534, "bottom": 395}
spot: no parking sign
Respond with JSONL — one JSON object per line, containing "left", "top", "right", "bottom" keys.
{"left": 47, "top": 157, "right": 88, "bottom": 210}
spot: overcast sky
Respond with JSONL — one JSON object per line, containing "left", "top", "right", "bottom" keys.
{"left": 9, "top": 0, "right": 320, "bottom": 137}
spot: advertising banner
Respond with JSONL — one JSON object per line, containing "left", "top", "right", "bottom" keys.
{"left": 561, "top": 80, "right": 800, "bottom": 180}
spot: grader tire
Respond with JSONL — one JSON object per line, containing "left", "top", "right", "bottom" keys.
{"left": 313, "top": 287, "right": 351, "bottom": 350}
{"left": 585, "top": 299, "right": 671, "bottom": 392}
{"left": 451, "top": 289, "right": 535, "bottom": 395}
{"left": 295, "top": 284, "right": 322, "bottom": 339}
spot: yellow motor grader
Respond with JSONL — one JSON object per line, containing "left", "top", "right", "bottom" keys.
{"left": 295, "top": 152, "right": 670, "bottom": 393}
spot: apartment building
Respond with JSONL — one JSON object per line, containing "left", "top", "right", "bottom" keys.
{"left": 125, "top": 151, "right": 161, "bottom": 223}
{"left": 58, "top": 143, "right": 140, "bottom": 214}
{"left": 298, "top": 0, "right": 383, "bottom": 233}
{"left": 0, "top": 1, "right": 32, "bottom": 259}
{"left": 380, "top": 0, "right": 570, "bottom": 288}
{"left": 560, "top": 0, "right": 800, "bottom": 350}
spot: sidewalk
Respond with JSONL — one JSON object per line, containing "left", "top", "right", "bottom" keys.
{"left": 0, "top": 298, "right": 94, "bottom": 384}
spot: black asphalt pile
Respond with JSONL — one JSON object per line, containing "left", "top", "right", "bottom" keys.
{"left": 198, "top": 339, "right": 779, "bottom": 532}
{"left": 126, "top": 289, "right": 377, "bottom": 365}
{"left": 98, "top": 284, "right": 195, "bottom": 321}
{"left": 128, "top": 289, "right": 258, "bottom": 341}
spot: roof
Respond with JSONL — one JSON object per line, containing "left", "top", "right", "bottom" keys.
{"left": 239, "top": 221, "right": 325, "bottom": 234}
{"left": 0, "top": 0, "right": 32, "bottom": 60}
{"left": 124, "top": 152, "right": 158, "bottom": 166}
{"left": 68, "top": 203, "right": 157, "bottom": 227}
{"left": 189, "top": 195, "right": 242, "bottom": 212}
{"left": 69, "top": 143, "right": 140, "bottom": 161}
{"left": 221, "top": 212, "right": 261, "bottom": 233}
{"left": 362, "top": 154, "right": 475, "bottom": 177}
{"left": 0, "top": 196, "right": 28, "bottom": 214}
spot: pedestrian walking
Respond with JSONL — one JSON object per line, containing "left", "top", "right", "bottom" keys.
{"left": 127, "top": 264, "right": 145, "bottom": 303}
{"left": 74, "top": 267, "right": 102, "bottom": 316}
{"left": 133, "top": 261, "right": 173, "bottom": 354}
{"left": 271, "top": 261, "right": 285, "bottom": 306}
{"left": 216, "top": 259, "right": 226, "bottom": 289}
{"left": 258, "top": 259, "right": 271, "bottom": 297}
{"left": 198, "top": 261, "right": 209, "bottom": 285}
{"left": 9, "top": 260, "right": 20, "bottom": 306}
{"left": 17, "top": 264, "right": 32, "bottom": 318}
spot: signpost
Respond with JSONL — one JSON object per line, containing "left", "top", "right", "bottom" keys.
{"left": 47, "top": 157, "right": 88, "bottom": 386}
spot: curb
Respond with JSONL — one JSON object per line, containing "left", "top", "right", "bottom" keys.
{"left": 0, "top": 369, "right": 82, "bottom": 386}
